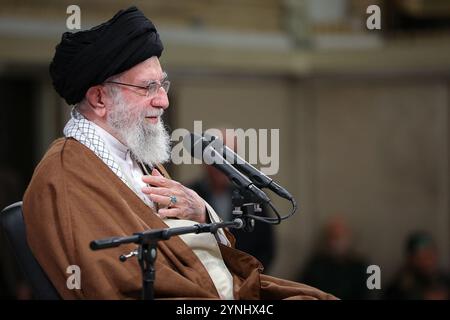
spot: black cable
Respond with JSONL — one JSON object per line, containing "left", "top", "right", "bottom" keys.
{"left": 247, "top": 197, "right": 297, "bottom": 225}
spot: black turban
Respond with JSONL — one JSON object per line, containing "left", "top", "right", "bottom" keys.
{"left": 50, "top": 6, "right": 164, "bottom": 105}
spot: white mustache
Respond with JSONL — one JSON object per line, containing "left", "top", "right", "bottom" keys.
{"left": 144, "top": 110, "right": 163, "bottom": 117}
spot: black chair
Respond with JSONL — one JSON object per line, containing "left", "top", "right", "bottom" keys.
{"left": 0, "top": 202, "right": 60, "bottom": 299}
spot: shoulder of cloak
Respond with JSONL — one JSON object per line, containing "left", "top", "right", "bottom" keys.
{"left": 25, "top": 138, "right": 115, "bottom": 200}
{"left": 23, "top": 137, "right": 154, "bottom": 223}
{"left": 26, "top": 137, "right": 106, "bottom": 185}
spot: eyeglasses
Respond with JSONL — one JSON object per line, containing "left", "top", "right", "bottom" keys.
{"left": 105, "top": 72, "right": 170, "bottom": 97}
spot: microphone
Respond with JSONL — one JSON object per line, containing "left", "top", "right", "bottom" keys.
{"left": 204, "top": 133, "right": 293, "bottom": 201}
{"left": 183, "top": 133, "right": 270, "bottom": 203}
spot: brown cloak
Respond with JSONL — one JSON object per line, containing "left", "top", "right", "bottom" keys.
{"left": 23, "top": 138, "right": 336, "bottom": 300}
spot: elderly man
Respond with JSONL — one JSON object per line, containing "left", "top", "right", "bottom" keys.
{"left": 23, "top": 6, "right": 335, "bottom": 300}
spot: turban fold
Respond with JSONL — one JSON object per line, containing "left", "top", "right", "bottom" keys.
{"left": 50, "top": 6, "right": 164, "bottom": 105}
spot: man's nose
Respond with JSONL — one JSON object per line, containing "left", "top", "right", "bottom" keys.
{"left": 151, "top": 88, "right": 169, "bottom": 109}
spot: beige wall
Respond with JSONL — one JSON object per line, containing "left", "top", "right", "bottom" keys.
{"left": 312, "top": 79, "right": 449, "bottom": 282}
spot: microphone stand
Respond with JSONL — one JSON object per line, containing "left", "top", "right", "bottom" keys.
{"left": 231, "top": 189, "right": 263, "bottom": 233}
{"left": 90, "top": 219, "right": 244, "bottom": 300}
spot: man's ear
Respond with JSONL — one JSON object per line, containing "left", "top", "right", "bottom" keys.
{"left": 85, "top": 85, "right": 109, "bottom": 118}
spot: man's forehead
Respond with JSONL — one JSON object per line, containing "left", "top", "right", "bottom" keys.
{"left": 122, "top": 56, "right": 164, "bottom": 82}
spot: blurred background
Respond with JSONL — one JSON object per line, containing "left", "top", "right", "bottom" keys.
{"left": 0, "top": 0, "right": 449, "bottom": 299}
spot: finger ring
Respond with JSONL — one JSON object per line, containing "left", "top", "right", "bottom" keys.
{"left": 168, "top": 195, "right": 177, "bottom": 206}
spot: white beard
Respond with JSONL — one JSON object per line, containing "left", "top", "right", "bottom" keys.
{"left": 106, "top": 92, "right": 171, "bottom": 167}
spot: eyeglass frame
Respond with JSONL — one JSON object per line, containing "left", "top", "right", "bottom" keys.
{"left": 104, "top": 72, "right": 170, "bottom": 97}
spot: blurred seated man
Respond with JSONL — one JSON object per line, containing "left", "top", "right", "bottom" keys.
{"left": 298, "top": 215, "right": 370, "bottom": 299}
{"left": 23, "top": 6, "right": 335, "bottom": 300}
{"left": 189, "top": 155, "right": 276, "bottom": 272}
{"left": 385, "top": 231, "right": 450, "bottom": 300}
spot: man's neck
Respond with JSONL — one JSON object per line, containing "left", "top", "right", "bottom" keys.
{"left": 91, "top": 122, "right": 129, "bottom": 161}
{"left": 79, "top": 109, "right": 127, "bottom": 146}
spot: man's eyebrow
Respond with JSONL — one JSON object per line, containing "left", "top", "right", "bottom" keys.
{"left": 137, "top": 72, "right": 168, "bottom": 85}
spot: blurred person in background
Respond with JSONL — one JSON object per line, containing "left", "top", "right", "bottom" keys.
{"left": 385, "top": 231, "right": 450, "bottom": 300}
{"left": 297, "top": 215, "right": 370, "bottom": 299}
